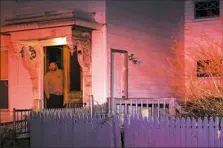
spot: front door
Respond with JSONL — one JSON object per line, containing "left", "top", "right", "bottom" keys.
{"left": 111, "top": 49, "right": 128, "bottom": 114}
{"left": 111, "top": 49, "right": 128, "bottom": 99}
{"left": 63, "top": 45, "right": 83, "bottom": 104}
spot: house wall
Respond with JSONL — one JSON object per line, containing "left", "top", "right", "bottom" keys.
{"left": 184, "top": 0, "right": 223, "bottom": 99}
{"left": 106, "top": 0, "right": 185, "bottom": 98}
{"left": 0, "top": 0, "right": 107, "bottom": 110}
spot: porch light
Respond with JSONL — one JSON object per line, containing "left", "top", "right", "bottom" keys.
{"left": 53, "top": 37, "right": 67, "bottom": 45}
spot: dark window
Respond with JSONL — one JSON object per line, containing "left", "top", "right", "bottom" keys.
{"left": 194, "top": 0, "right": 220, "bottom": 19}
{"left": 197, "top": 59, "right": 223, "bottom": 77}
{"left": 0, "top": 81, "right": 8, "bottom": 109}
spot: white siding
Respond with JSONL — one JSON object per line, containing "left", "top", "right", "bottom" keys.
{"left": 106, "top": 0, "right": 185, "bottom": 98}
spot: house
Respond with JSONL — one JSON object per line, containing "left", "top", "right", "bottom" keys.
{"left": 0, "top": 0, "right": 222, "bottom": 122}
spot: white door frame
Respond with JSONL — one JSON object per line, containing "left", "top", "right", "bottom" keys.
{"left": 110, "top": 49, "right": 128, "bottom": 113}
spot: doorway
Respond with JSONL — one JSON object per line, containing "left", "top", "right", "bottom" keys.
{"left": 43, "top": 45, "right": 63, "bottom": 108}
{"left": 111, "top": 49, "right": 128, "bottom": 99}
{"left": 44, "top": 46, "right": 63, "bottom": 71}
{"left": 43, "top": 45, "right": 82, "bottom": 108}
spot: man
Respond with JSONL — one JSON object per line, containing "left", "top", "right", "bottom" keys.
{"left": 44, "top": 62, "right": 64, "bottom": 108}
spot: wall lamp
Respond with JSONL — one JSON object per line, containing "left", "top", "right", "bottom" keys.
{"left": 128, "top": 53, "right": 142, "bottom": 65}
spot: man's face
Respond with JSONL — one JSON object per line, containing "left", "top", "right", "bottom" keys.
{"left": 49, "top": 62, "right": 57, "bottom": 71}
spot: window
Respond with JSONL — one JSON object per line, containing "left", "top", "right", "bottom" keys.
{"left": 197, "top": 59, "right": 223, "bottom": 77}
{"left": 0, "top": 51, "right": 8, "bottom": 80}
{"left": 0, "top": 51, "right": 8, "bottom": 109}
{"left": 194, "top": 0, "right": 220, "bottom": 19}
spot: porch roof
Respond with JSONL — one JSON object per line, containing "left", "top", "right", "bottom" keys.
{"left": 1, "top": 10, "right": 103, "bottom": 33}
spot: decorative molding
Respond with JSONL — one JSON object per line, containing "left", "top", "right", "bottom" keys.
{"left": 65, "top": 36, "right": 74, "bottom": 55}
{"left": 11, "top": 41, "right": 24, "bottom": 58}
{"left": 72, "top": 29, "right": 91, "bottom": 69}
{"left": 72, "top": 28, "right": 92, "bottom": 105}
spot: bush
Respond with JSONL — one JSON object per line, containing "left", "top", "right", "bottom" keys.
{"left": 177, "top": 97, "right": 223, "bottom": 118}
{"left": 0, "top": 125, "right": 16, "bottom": 147}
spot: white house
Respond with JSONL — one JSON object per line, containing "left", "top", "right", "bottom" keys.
{"left": 0, "top": 0, "right": 222, "bottom": 122}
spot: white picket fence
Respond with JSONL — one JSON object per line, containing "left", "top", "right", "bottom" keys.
{"left": 124, "top": 115, "right": 223, "bottom": 147}
{"left": 30, "top": 109, "right": 223, "bottom": 147}
{"left": 30, "top": 110, "right": 121, "bottom": 148}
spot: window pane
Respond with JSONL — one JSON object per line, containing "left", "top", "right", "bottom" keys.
{"left": 195, "top": 0, "right": 220, "bottom": 19}
{"left": 0, "top": 51, "right": 8, "bottom": 79}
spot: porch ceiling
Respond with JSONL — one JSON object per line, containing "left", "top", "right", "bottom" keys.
{"left": 1, "top": 10, "right": 103, "bottom": 33}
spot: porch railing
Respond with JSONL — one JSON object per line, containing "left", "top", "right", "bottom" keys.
{"left": 107, "top": 97, "right": 177, "bottom": 118}
{"left": 13, "top": 108, "right": 32, "bottom": 139}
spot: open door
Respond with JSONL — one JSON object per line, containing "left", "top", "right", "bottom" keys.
{"left": 63, "top": 45, "right": 83, "bottom": 104}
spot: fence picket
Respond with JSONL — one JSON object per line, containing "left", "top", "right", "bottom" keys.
{"left": 174, "top": 117, "right": 180, "bottom": 147}
{"left": 197, "top": 118, "right": 203, "bottom": 147}
{"left": 158, "top": 117, "right": 165, "bottom": 147}
{"left": 203, "top": 117, "right": 209, "bottom": 147}
{"left": 215, "top": 117, "right": 220, "bottom": 147}
{"left": 180, "top": 117, "right": 186, "bottom": 147}
{"left": 124, "top": 115, "right": 130, "bottom": 148}
{"left": 191, "top": 118, "right": 198, "bottom": 147}
{"left": 185, "top": 117, "right": 191, "bottom": 147}
{"left": 220, "top": 119, "right": 223, "bottom": 147}
{"left": 209, "top": 117, "right": 215, "bottom": 147}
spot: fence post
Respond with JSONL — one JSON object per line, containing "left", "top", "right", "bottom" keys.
{"left": 13, "top": 108, "right": 16, "bottom": 148}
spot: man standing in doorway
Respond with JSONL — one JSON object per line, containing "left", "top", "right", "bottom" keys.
{"left": 44, "top": 62, "right": 64, "bottom": 108}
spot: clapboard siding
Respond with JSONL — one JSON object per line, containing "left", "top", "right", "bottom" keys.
{"left": 106, "top": 0, "right": 185, "bottom": 98}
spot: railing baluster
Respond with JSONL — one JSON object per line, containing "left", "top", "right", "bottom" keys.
{"left": 120, "top": 100, "right": 122, "bottom": 116}
{"left": 164, "top": 100, "right": 166, "bottom": 117}
{"left": 136, "top": 99, "right": 138, "bottom": 115}
{"left": 141, "top": 99, "right": 143, "bottom": 116}
{"left": 130, "top": 99, "right": 133, "bottom": 116}
{"left": 146, "top": 100, "right": 149, "bottom": 117}
{"left": 125, "top": 101, "right": 127, "bottom": 117}
{"left": 158, "top": 100, "right": 160, "bottom": 118}
{"left": 152, "top": 103, "right": 154, "bottom": 119}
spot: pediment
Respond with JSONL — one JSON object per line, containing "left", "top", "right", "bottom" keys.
{"left": 1, "top": 10, "right": 102, "bottom": 32}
